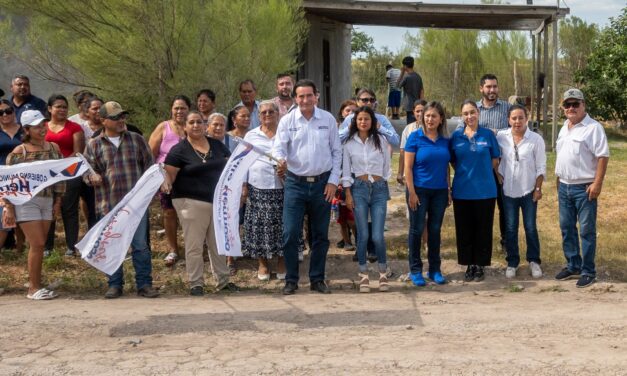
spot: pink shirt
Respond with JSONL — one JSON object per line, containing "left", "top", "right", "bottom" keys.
{"left": 157, "top": 121, "right": 183, "bottom": 163}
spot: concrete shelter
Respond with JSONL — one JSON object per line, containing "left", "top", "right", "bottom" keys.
{"left": 300, "top": 0, "right": 569, "bottom": 147}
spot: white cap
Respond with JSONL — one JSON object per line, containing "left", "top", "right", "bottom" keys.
{"left": 20, "top": 110, "right": 46, "bottom": 127}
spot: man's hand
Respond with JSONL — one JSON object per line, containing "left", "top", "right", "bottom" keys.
{"left": 89, "top": 173, "right": 103, "bottom": 186}
{"left": 276, "top": 159, "right": 287, "bottom": 179}
{"left": 586, "top": 182, "right": 603, "bottom": 200}
{"left": 324, "top": 183, "right": 337, "bottom": 203}
{"left": 396, "top": 173, "right": 405, "bottom": 185}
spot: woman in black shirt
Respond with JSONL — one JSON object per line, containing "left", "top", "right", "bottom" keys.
{"left": 164, "top": 111, "right": 237, "bottom": 295}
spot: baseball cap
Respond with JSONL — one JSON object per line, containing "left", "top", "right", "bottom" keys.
{"left": 20, "top": 110, "right": 47, "bottom": 127}
{"left": 99, "top": 101, "right": 129, "bottom": 119}
{"left": 562, "top": 88, "right": 584, "bottom": 103}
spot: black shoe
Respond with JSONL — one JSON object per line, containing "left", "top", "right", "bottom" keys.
{"left": 336, "top": 240, "right": 345, "bottom": 248}
{"left": 310, "top": 280, "right": 331, "bottom": 294}
{"left": 104, "top": 286, "right": 123, "bottom": 299}
{"left": 474, "top": 266, "right": 485, "bottom": 282}
{"left": 464, "top": 265, "right": 476, "bottom": 282}
{"left": 190, "top": 286, "right": 204, "bottom": 296}
{"left": 137, "top": 285, "right": 159, "bottom": 298}
{"left": 282, "top": 281, "right": 298, "bottom": 295}
{"left": 576, "top": 275, "right": 596, "bottom": 288}
{"left": 555, "top": 267, "right": 581, "bottom": 281}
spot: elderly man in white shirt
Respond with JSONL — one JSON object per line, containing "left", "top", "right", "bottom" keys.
{"left": 496, "top": 104, "right": 546, "bottom": 280}
{"left": 554, "top": 88, "right": 609, "bottom": 288}
{"left": 272, "top": 79, "right": 342, "bottom": 295}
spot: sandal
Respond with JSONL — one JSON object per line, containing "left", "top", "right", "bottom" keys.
{"left": 27, "top": 288, "right": 59, "bottom": 300}
{"left": 358, "top": 273, "right": 370, "bottom": 293}
{"left": 164, "top": 252, "right": 178, "bottom": 267}
{"left": 378, "top": 273, "right": 390, "bottom": 292}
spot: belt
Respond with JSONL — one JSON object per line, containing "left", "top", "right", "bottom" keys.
{"left": 287, "top": 170, "right": 331, "bottom": 183}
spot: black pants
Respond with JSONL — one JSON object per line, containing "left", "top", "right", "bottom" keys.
{"left": 46, "top": 177, "right": 81, "bottom": 251}
{"left": 80, "top": 181, "right": 97, "bottom": 229}
{"left": 453, "top": 198, "right": 496, "bottom": 266}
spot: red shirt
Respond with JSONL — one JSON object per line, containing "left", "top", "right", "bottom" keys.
{"left": 45, "top": 120, "right": 83, "bottom": 157}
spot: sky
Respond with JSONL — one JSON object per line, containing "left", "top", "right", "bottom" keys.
{"left": 359, "top": 0, "right": 625, "bottom": 51}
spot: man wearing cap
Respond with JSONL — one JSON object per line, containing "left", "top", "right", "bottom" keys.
{"left": 83, "top": 101, "right": 158, "bottom": 299}
{"left": 8, "top": 75, "right": 47, "bottom": 125}
{"left": 554, "top": 88, "right": 609, "bottom": 288}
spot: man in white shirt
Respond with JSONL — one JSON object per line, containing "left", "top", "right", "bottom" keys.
{"left": 273, "top": 79, "right": 342, "bottom": 295}
{"left": 554, "top": 88, "right": 609, "bottom": 288}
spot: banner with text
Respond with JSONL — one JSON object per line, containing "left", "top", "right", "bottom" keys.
{"left": 0, "top": 157, "right": 89, "bottom": 205}
{"left": 76, "top": 164, "right": 164, "bottom": 275}
{"left": 213, "top": 139, "right": 262, "bottom": 257}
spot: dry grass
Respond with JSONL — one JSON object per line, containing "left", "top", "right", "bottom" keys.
{"left": 1, "top": 127, "right": 626, "bottom": 296}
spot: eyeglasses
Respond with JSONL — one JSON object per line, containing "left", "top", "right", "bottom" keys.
{"left": 107, "top": 113, "right": 127, "bottom": 121}
{"left": 358, "top": 97, "right": 376, "bottom": 103}
{"left": 0, "top": 108, "right": 14, "bottom": 116}
{"left": 563, "top": 101, "right": 581, "bottom": 109}
{"left": 260, "top": 110, "right": 276, "bottom": 116}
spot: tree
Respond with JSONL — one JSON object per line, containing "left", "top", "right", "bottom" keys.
{"left": 559, "top": 16, "right": 599, "bottom": 81}
{"left": 0, "top": 0, "right": 307, "bottom": 129}
{"left": 576, "top": 7, "right": 627, "bottom": 127}
{"left": 351, "top": 29, "right": 375, "bottom": 57}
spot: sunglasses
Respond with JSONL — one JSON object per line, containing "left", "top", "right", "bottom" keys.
{"left": 107, "top": 113, "right": 127, "bottom": 121}
{"left": 358, "top": 97, "right": 376, "bottom": 103}
{"left": 563, "top": 101, "right": 581, "bottom": 109}
{"left": 260, "top": 110, "right": 276, "bottom": 116}
{"left": 0, "top": 108, "right": 14, "bottom": 116}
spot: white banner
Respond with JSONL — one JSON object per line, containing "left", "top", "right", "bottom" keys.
{"left": 0, "top": 157, "right": 89, "bottom": 205}
{"left": 213, "top": 139, "right": 262, "bottom": 256}
{"left": 76, "top": 164, "right": 165, "bottom": 275}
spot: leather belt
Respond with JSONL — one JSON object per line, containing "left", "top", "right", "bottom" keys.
{"left": 287, "top": 170, "right": 331, "bottom": 183}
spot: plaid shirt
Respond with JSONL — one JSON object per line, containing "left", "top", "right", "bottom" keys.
{"left": 477, "top": 99, "right": 511, "bottom": 132}
{"left": 83, "top": 131, "right": 154, "bottom": 217}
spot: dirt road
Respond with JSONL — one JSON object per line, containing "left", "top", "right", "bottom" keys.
{"left": 1, "top": 278, "right": 626, "bottom": 376}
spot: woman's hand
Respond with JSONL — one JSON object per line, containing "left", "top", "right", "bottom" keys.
{"left": 2, "top": 206, "right": 16, "bottom": 228}
{"left": 532, "top": 189, "right": 542, "bottom": 202}
{"left": 396, "top": 173, "right": 405, "bottom": 185}
{"left": 496, "top": 173, "right": 504, "bottom": 185}
{"left": 345, "top": 192, "right": 354, "bottom": 210}
{"left": 447, "top": 190, "right": 453, "bottom": 207}
{"left": 408, "top": 191, "right": 420, "bottom": 211}
{"left": 52, "top": 199, "right": 62, "bottom": 218}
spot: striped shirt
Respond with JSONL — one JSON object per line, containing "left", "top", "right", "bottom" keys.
{"left": 477, "top": 99, "right": 511, "bottom": 132}
{"left": 83, "top": 131, "right": 154, "bottom": 217}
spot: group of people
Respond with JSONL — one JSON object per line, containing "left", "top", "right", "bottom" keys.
{"left": 0, "top": 63, "right": 609, "bottom": 300}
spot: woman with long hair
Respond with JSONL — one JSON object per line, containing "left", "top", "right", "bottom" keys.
{"left": 342, "top": 106, "right": 391, "bottom": 293}
{"left": 404, "top": 101, "right": 451, "bottom": 286}
{"left": 148, "top": 95, "right": 190, "bottom": 266}
{"left": 43, "top": 94, "right": 85, "bottom": 257}
{"left": 3, "top": 110, "right": 64, "bottom": 299}
{"left": 449, "top": 100, "right": 500, "bottom": 282}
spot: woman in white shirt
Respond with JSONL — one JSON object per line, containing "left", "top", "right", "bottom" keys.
{"left": 242, "top": 100, "right": 294, "bottom": 281}
{"left": 342, "top": 106, "right": 391, "bottom": 293}
{"left": 496, "top": 104, "right": 546, "bottom": 279}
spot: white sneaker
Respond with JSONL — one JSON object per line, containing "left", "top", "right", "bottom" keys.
{"left": 530, "top": 262, "right": 543, "bottom": 278}
{"left": 505, "top": 267, "right": 517, "bottom": 279}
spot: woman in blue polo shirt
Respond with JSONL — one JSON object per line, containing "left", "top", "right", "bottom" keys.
{"left": 450, "top": 100, "right": 500, "bottom": 282}
{"left": 404, "top": 101, "right": 451, "bottom": 286}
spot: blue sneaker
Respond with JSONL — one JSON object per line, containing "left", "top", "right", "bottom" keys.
{"left": 409, "top": 272, "right": 426, "bottom": 287}
{"left": 428, "top": 271, "right": 447, "bottom": 285}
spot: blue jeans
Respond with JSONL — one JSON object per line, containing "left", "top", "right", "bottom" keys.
{"left": 351, "top": 179, "right": 389, "bottom": 273}
{"left": 558, "top": 183, "right": 597, "bottom": 276}
{"left": 503, "top": 192, "right": 541, "bottom": 267}
{"left": 407, "top": 187, "right": 448, "bottom": 274}
{"left": 282, "top": 173, "right": 331, "bottom": 283}
{"left": 107, "top": 211, "right": 153, "bottom": 289}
